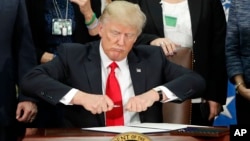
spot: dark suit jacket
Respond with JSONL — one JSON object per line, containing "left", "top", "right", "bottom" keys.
{"left": 21, "top": 41, "right": 205, "bottom": 127}
{"left": 0, "top": 0, "right": 37, "bottom": 127}
{"left": 136, "top": 0, "right": 227, "bottom": 105}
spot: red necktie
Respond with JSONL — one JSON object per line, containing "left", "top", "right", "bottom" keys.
{"left": 105, "top": 62, "right": 124, "bottom": 126}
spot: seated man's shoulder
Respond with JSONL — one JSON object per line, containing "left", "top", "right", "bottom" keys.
{"left": 133, "top": 44, "right": 162, "bottom": 56}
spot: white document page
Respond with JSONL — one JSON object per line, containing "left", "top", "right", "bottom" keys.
{"left": 128, "top": 123, "right": 188, "bottom": 130}
{"left": 82, "top": 123, "right": 189, "bottom": 134}
{"left": 82, "top": 126, "right": 168, "bottom": 134}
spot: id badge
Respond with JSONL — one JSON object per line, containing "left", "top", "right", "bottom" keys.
{"left": 52, "top": 19, "right": 72, "bottom": 36}
{"left": 164, "top": 16, "right": 177, "bottom": 27}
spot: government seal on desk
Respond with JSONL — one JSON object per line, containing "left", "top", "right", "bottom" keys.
{"left": 111, "top": 132, "right": 151, "bottom": 141}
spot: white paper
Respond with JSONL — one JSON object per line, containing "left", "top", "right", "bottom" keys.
{"left": 82, "top": 126, "right": 168, "bottom": 134}
{"left": 82, "top": 123, "right": 190, "bottom": 134}
{"left": 128, "top": 123, "right": 188, "bottom": 130}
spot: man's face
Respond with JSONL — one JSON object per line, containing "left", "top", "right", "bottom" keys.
{"left": 98, "top": 20, "right": 138, "bottom": 61}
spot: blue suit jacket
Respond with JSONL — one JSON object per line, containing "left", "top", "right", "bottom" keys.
{"left": 0, "top": 0, "right": 37, "bottom": 126}
{"left": 21, "top": 41, "right": 205, "bottom": 127}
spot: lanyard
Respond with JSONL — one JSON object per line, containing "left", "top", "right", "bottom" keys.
{"left": 52, "top": 0, "right": 69, "bottom": 19}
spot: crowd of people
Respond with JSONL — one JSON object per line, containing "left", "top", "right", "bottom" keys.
{"left": 0, "top": 0, "right": 247, "bottom": 140}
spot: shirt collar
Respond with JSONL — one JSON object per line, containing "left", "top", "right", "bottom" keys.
{"left": 99, "top": 42, "right": 128, "bottom": 70}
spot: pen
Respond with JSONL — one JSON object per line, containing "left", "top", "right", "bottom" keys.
{"left": 113, "top": 105, "right": 120, "bottom": 108}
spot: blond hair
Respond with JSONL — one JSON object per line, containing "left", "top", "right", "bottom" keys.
{"left": 99, "top": 0, "right": 146, "bottom": 35}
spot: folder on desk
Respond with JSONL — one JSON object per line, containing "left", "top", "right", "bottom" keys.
{"left": 169, "top": 126, "right": 230, "bottom": 137}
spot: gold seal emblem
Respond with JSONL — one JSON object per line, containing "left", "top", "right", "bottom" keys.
{"left": 111, "top": 132, "right": 151, "bottom": 141}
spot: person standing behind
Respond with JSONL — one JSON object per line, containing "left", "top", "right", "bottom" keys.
{"left": 134, "top": 0, "right": 227, "bottom": 126}
{"left": 25, "top": 0, "right": 169, "bottom": 64}
{"left": 25, "top": 0, "right": 101, "bottom": 64}
{"left": 20, "top": 1, "right": 205, "bottom": 127}
{"left": 225, "top": 0, "right": 250, "bottom": 124}
{"left": 0, "top": 0, "right": 38, "bottom": 140}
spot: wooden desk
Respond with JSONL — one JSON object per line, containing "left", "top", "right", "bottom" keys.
{"left": 21, "top": 128, "right": 229, "bottom": 141}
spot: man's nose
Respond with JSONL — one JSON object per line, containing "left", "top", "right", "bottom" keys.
{"left": 117, "top": 34, "right": 125, "bottom": 46}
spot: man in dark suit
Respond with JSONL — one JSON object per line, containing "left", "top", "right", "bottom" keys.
{"left": 0, "top": 0, "right": 38, "bottom": 140}
{"left": 21, "top": 1, "right": 205, "bottom": 127}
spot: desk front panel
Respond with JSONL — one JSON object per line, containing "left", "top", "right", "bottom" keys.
{"left": 22, "top": 128, "right": 229, "bottom": 141}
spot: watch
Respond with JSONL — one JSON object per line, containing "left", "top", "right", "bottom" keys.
{"left": 157, "top": 90, "right": 163, "bottom": 102}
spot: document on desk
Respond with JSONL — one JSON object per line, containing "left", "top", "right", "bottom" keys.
{"left": 129, "top": 123, "right": 188, "bottom": 130}
{"left": 82, "top": 126, "right": 167, "bottom": 133}
{"left": 82, "top": 123, "right": 187, "bottom": 134}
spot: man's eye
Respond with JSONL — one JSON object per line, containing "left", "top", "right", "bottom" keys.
{"left": 125, "top": 33, "right": 136, "bottom": 40}
{"left": 111, "top": 31, "right": 120, "bottom": 36}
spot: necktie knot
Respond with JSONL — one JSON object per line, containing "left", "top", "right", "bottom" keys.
{"left": 109, "top": 62, "right": 118, "bottom": 72}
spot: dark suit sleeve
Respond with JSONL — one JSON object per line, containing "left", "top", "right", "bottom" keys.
{"left": 161, "top": 57, "right": 206, "bottom": 101}
{"left": 20, "top": 44, "right": 79, "bottom": 105}
{"left": 134, "top": 46, "right": 206, "bottom": 101}
{"left": 15, "top": 0, "right": 38, "bottom": 102}
{"left": 134, "top": 33, "right": 159, "bottom": 45}
{"left": 152, "top": 47, "right": 206, "bottom": 101}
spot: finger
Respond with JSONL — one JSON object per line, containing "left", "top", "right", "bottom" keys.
{"left": 208, "top": 107, "right": 218, "bottom": 120}
{"left": 70, "top": 0, "right": 81, "bottom": 5}
{"left": 16, "top": 107, "right": 29, "bottom": 122}
{"left": 160, "top": 41, "right": 176, "bottom": 56}
{"left": 142, "top": 106, "right": 147, "bottom": 111}
{"left": 138, "top": 100, "right": 150, "bottom": 112}
{"left": 98, "top": 102, "right": 109, "bottom": 113}
{"left": 125, "top": 101, "right": 132, "bottom": 111}
{"left": 96, "top": 106, "right": 103, "bottom": 114}
{"left": 164, "top": 42, "right": 176, "bottom": 55}
{"left": 104, "top": 95, "right": 115, "bottom": 111}
{"left": 16, "top": 106, "right": 22, "bottom": 119}
{"left": 92, "top": 104, "right": 101, "bottom": 114}
{"left": 128, "top": 101, "right": 137, "bottom": 112}
{"left": 29, "top": 117, "right": 35, "bottom": 123}
{"left": 101, "top": 105, "right": 108, "bottom": 113}
{"left": 137, "top": 102, "right": 147, "bottom": 112}
{"left": 208, "top": 112, "right": 217, "bottom": 120}
{"left": 90, "top": 109, "right": 97, "bottom": 114}
{"left": 24, "top": 111, "right": 33, "bottom": 122}
{"left": 160, "top": 42, "right": 170, "bottom": 56}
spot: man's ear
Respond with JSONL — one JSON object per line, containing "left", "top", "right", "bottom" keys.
{"left": 98, "top": 23, "right": 103, "bottom": 37}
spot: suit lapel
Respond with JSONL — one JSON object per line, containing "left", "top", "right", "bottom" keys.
{"left": 84, "top": 41, "right": 105, "bottom": 126}
{"left": 128, "top": 49, "right": 148, "bottom": 122}
{"left": 127, "top": 50, "right": 146, "bottom": 96}
{"left": 84, "top": 42, "right": 103, "bottom": 94}
{"left": 188, "top": 0, "right": 201, "bottom": 38}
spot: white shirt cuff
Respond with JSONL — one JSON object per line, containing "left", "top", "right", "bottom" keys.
{"left": 59, "top": 88, "right": 78, "bottom": 105}
{"left": 153, "top": 86, "right": 178, "bottom": 103}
